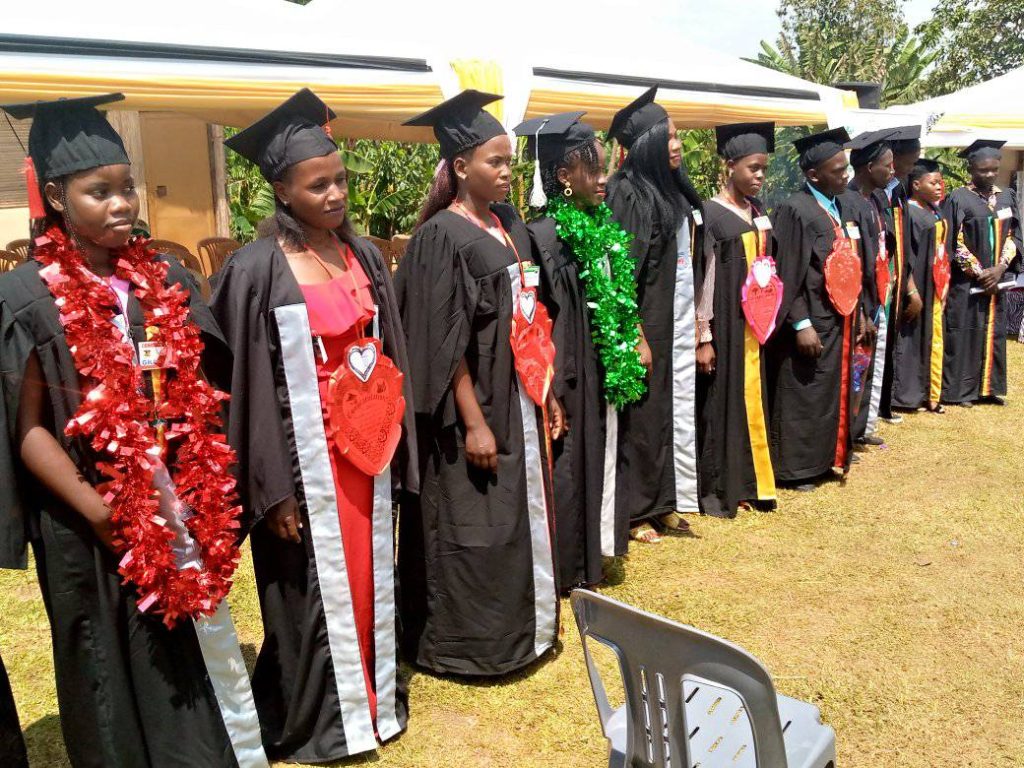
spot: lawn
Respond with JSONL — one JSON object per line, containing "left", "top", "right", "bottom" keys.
{"left": 4, "top": 344, "right": 1023, "bottom": 767}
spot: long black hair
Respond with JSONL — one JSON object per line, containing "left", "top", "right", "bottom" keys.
{"left": 606, "top": 119, "right": 702, "bottom": 234}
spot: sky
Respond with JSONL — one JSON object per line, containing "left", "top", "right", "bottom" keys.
{"left": 661, "top": 0, "right": 937, "bottom": 59}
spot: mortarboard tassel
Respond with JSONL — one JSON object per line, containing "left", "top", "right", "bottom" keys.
{"left": 529, "top": 121, "right": 548, "bottom": 208}
{"left": 23, "top": 156, "right": 46, "bottom": 220}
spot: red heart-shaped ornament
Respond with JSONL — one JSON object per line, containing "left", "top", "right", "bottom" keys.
{"left": 875, "top": 238, "right": 891, "bottom": 308}
{"left": 326, "top": 338, "right": 406, "bottom": 476}
{"left": 741, "top": 263, "right": 784, "bottom": 345}
{"left": 824, "top": 236, "right": 863, "bottom": 317}
{"left": 510, "top": 289, "right": 556, "bottom": 405}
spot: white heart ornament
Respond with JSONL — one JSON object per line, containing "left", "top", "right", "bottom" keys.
{"left": 519, "top": 291, "right": 537, "bottom": 324}
{"left": 347, "top": 343, "right": 378, "bottom": 383}
{"left": 752, "top": 258, "right": 773, "bottom": 289}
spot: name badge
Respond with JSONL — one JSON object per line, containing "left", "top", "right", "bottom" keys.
{"left": 845, "top": 223, "right": 861, "bottom": 240}
{"left": 138, "top": 341, "right": 165, "bottom": 370}
{"left": 522, "top": 263, "right": 541, "bottom": 288}
{"left": 754, "top": 215, "right": 773, "bottom": 232}
{"left": 996, "top": 207, "right": 1013, "bottom": 221}
{"left": 691, "top": 210, "right": 704, "bottom": 226}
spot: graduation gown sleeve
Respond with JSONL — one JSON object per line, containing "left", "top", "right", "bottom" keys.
{"left": 0, "top": 292, "right": 32, "bottom": 570}
{"left": 393, "top": 218, "right": 477, "bottom": 427}
{"left": 209, "top": 259, "right": 296, "bottom": 525}
{"left": 771, "top": 200, "right": 813, "bottom": 325}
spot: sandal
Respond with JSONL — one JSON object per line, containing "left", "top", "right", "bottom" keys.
{"left": 630, "top": 523, "right": 662, "bottom": 544}
{"left": 927, "top": 402, "right": 946, "bottom": 414}
{"left": 659, "top": 511, "right": 692, "bottom": 533}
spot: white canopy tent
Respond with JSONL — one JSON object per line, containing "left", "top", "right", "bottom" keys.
{"left": 0, "top": 0, "right": 854, "bottom": 136}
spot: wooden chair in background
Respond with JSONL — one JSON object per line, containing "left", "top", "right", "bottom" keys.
{"left": 0, "top": 250, "right": 21, "bottom": 273}
{"left": 149, "top": 239, "right": 205, "bottom": 277}
{"left": 196, "top": 237, "right": 241, "bottom": 276}
{"left": 5, "top": 240, "right": 30, "bottom": 261}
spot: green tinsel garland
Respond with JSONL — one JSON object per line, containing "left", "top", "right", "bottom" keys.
{"left": 546, "top": 196, "right": 647, "bottom": 409}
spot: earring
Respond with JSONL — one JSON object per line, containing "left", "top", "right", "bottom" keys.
{"left": 563, "top": 182, "right": 574, "bottom": 198}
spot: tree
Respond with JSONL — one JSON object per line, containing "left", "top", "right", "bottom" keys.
{"left": 916, "top": 0, "right": 1024, "bottom": 96}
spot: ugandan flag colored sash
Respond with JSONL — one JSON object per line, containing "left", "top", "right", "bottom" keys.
{"left": 740, "top": 228, "right": 776, "bottom": 501}
{"left": 929, "top": 218, "right": 949, "bottom": 404}
{"left": 891, "top": 203, "right": 906, "bottom": 320}
{"left": 981, "top": 215, "right": 1004, "bottom": 397}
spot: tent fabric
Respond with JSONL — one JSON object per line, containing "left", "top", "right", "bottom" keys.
{"left": 0, "top": 0, "right": 853, "bottom": 140}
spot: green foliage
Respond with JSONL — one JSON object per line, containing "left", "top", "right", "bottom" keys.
{"left": 343, "top": 140, "right": 439, "bottom": 238}
{"left": 224, "top": 127, "right": 275, "bottom": 242}
{"left": 680, "top": 129, "right": 722, "bottom": 200}
{"left": 916, "top": 0, "right": 1024, "bottom": 96}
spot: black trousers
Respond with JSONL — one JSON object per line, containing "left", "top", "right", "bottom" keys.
{"left": 0, "top": 649, "right": 27, "bottom": 768}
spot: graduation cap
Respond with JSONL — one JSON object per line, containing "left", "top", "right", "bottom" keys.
{"left": 225, "top": 88, "right": 338, "bottom": 183}
{"left": 0, "top": 93, "right": 129, "bottom": 219}
{"left": 793, "top": 127, "right": 851, "bottom": 171}
{"left": 404, "top": 90, "right": 506, "bottom": 161}
{"left": 888, "top": 125, "right": 922, "bottom": 155}
{"left": 846, "top": 127, "right": 898, "bottom": 168}
{"left": 608, "top": 86, "right": 668, "bottom": 150}
{"left": 959, "top": 139, "right": 1005, "bottom": 163}
{"left": 513, "top": 112, "right": 595, "bottom": 207}
{"left": 715, "top": 122, "right": 775, "bottom": 160}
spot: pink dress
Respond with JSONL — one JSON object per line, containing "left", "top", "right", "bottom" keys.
{"left": 298, "top": 250, "right": 380, "bottom": 723}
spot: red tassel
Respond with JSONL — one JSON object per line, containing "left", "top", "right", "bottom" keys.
{"left": 22, "top": 157, "right": 45, "bottom": 220}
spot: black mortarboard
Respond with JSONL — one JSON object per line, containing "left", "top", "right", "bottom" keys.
{"left": 514, "top": 112, "right": 594, "bottom": 165}
{"left": 404, "top": 90, "right": 505, "bottom": 161}
{"left": 514, "top": 111, "right": 596, "bottom": 208}
{"left": 846, "top": 127, "right": 898, "bottom": 168}
{"left": 959, "top": 139, "right": 1005, "bottom": 163}
{"left": 888, "top": 125, "right": 922, "bottom": 155}
{"left": 0, "top": 93, "right": 129, "bottom": 181}
{"left": 608, "top": 86, "right": 668, "bottom": 150}
{"left": 224, "top": 88, "right": 337, "bottom": 182}
{"left": 793, "top": 127, "right": 851, "bottom": 171}
{"left": 715, "top": 122, "right": 775, "bottom": 160}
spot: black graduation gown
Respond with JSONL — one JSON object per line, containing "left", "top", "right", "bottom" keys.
{"left": 608, "top": 178, "right": 703, "bottom": 522}
{"left": 0, "top": 256, "right": 254, "bottom": 768}
{"left": 878, "top": 182, "right": 915, "bottom": 416}
{"left": 210, "top": 235, "right": 416, "bottom": 763}
{"left": 767, "top": 188, "right": 862, "bottom": 483}
{"left": 892, "top": 203, "right": 945, "bottom": 408}
{"left": 942, "top": 186, "right": 1022, "bottom": 403}
{"left": 394, "top": 205, "right": 558, "bottom": 677}
{"left": 0, "top": 650, "right": 27, "bottom": 768}
{"left": 840, "top": 187, "right": 883, "bottom": 441}
{"left": 697, "top": 200, "right": 777, "bottom": 517}
{"left": 528, "top": 216, "right": 627, "bottom": 590}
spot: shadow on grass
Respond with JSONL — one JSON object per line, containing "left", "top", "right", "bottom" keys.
{"left": 24, "top": 714, "right": 68, "bottom": 768}
{"left": 401, "top": 637, "right": 566, "bottom": 693}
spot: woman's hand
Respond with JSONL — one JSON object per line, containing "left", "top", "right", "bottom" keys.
{"left": 465, "top": 420, "right": 498, "bottom": 472}
{"left": 796, "top": 326, "right": 823, "bottom": 358}
{"left": 267, "top": 496, "right": 303, "bottom": 543}
{"left": 979, "top": 263, "right": 1008, "bottom": 295}
{"left": 696, "top": 342, "right": 716, "bottom": 375}
{"left": 636, "top": 332, "right": 653, "bottom": 378}
{"left": 547, "top": 392, "right": 567, "bottom": 440}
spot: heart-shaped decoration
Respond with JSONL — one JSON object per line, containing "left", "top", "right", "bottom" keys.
{"left": 823, "top": 233, "right": 863, "bottom": 317}
{"left": 741, "top": 262, "right": 784, "bottom": 345}
{"left": 328, "top": 339, "right": 405, "bottom": 476}
{"left": 519, "top": 290, "right": 537, "bottom": 325}
{"left": 752, "top": 258, "right": 774, "bottom": 289}
{"left": 511, "top": 292, "right": 556, "bottom": 405}
{"left": 347, "top": 343, "right": 378, "bottom": 383}
{"left": 875, "top": 234, "right": 891, "bottom": 308}
{"left": 933, "top": 244, "right": 951, "bottom": 303}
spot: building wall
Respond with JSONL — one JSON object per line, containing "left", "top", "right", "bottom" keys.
{"left": 0, "top": 206, "right": 29, "bottom": 248}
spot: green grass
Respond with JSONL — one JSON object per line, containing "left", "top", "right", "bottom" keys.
{"left": 4, "top": 344, "right": 1024, "bottom": 767}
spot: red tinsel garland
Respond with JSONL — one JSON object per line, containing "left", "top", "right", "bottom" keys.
{"left": 34, "top": 225, "right": 242, "bottom": 627}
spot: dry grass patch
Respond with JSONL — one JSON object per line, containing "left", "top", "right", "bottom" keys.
{"left": 3, "top": 345, "right": 1023, "bottom": 767}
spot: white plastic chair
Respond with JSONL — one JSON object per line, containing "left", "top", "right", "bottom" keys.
{"left": 571, "top": 590, "right": 836, "bottom": 768}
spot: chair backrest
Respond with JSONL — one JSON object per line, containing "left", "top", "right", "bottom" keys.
{"left": 149, "top": 239, "right": 204, "bottom": 276}
{"left": 571, "top": 590, "right": 789, "bottom": 768}
{"left": 5, "top": 239, "right": 30, "bottom": 260}
{"left": 196, "top": 237, "right": 241, "bottom": 277}
{"left": 389, "top": 234, "right": 411, "bottom": 273}
{"left": 0, "top": 250, "right": 20, "bottom": 273}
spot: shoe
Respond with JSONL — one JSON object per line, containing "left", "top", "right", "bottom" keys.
{"left": 960, "top": 401, "right": 974, "bottom": 409}
{"left": 856, "top": 435, "right": 886, "bottom": 446}
{"left": 793, "top": 483, "right": 816, "bottom": 492}
{"left": 983, "top": 396, "right": 1006, "bottom": 406}
{"left": 849, "top": 453, "right": 861, "bottom": 463}
{"left": 880, "top": 414, "right": 903, "bottom": 424}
